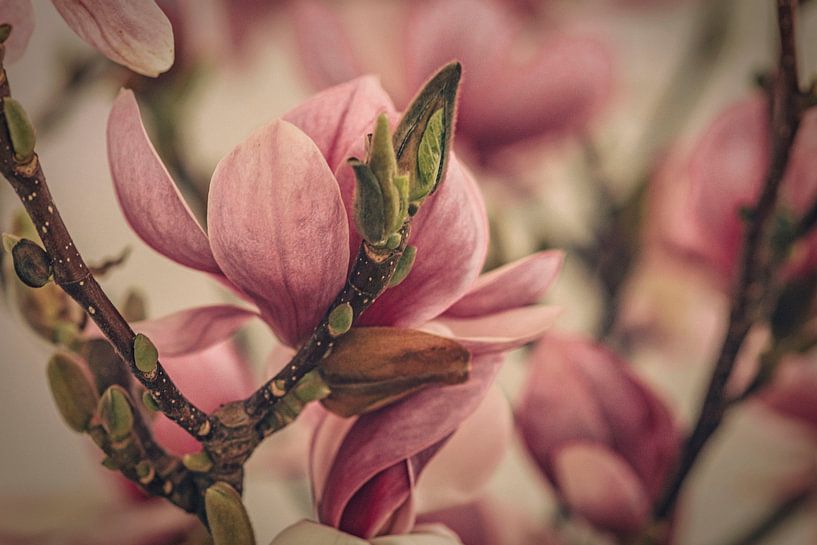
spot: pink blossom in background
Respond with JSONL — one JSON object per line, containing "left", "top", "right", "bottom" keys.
{"left": 515, "top": 335, "right": 680, "bottom": 536}
{"left": 289, "top": 0, "right": 612, "bottom": 171}
{"left": 657, "top": 95, "right": 817, "bottom": 288}
{"left": 107, "top": 71, "right": 565, "bottom": 540}
{"left": 1, "top": 0, "right": 174, "bottom": 76}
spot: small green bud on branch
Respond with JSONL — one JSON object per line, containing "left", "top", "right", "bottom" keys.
{"left": 11, "top": 238, "right": 52, "bottom": 288}
{"left": 327, "top": 302, "right": 353, "bottom": 337}
{"left": 205, "top": 482, "right": 256, "bottom": 545}
{"left": 46, "top": 352, "right": 99, "bottom": 432}
{"left": 182, "top": 450, "right": 214, "bottom": 473}
{"left": 389, "top": 245, "right": 417, "bottom": 287}
{"left": 98, "top": 386, "right": 135, "bottom": 441}
{"left": 2, "top": 97, "right": 36, "bottom": 163}
{"left": 133, "top": 333, "right": 158, "bottom": 375}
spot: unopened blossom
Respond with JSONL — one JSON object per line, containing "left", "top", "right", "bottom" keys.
{"left": 516, "top": 335, "right": 680, "bottom": 536}
{"left": 107, "top": 73, "right": 564, "bottom": 539}
{"left": 289, "top": 0, "right": 612, "bottom": 169}
{"left": 1, "top": 0, "right": 174, "bottom": 77}
{"left": 659, "top": 94, "right": 817, "bottom": 288}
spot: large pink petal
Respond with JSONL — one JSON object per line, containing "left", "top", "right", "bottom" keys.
{"left": 414, "top": 385, "right": 513, "bottom": 514}
{"left": 131, "top": 305, "right": 257, "bottom": 357}
{"left": 760, "top": 356, "right": 817, "bottom": 433}
{"left": 0, "top": 0, "right": 34, "bottom": 63}
{"left": 444, "top": 251, "right": 564, "bottom": 317}
{"left": 152, "top": 340, "right": 255, "bottom": 455}
{"left": 289, "top": 0, "right": 364, "bottom": 92}
{"left": 51, "top": 0, "right": 174, "bottom": 77}
{"left": 359, "top": 158, "right": 489, "bottom": 328}
{"left": 107, "top": 89, "right": 221, "bottom": 273}
{"left": 434, "top": 305, "right": 561, "bottom": 355}
{"left": 283, "top": 76, "right": 396, "bottom": 172}
{"left": 207, "top": 119, "right": 349, "bottom": 347}
{"left": 553, "top": 443, "right": 650, "bottom": 534}
{"left": 315, "top": 355, "right": 502, "bottom": 531}
{"left": 688, "top": 95, "right": 769, "bottom": 278}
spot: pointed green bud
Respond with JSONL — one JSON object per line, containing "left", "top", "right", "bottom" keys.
{"left": 142, "top": 390, "right": 160, "bottom": 412}
{"left": 392, "top": 174, "right": 410, "bottom": 233}
{"left": 182, "top": 450, "right": 214, "bottom": 473}
{"left": 385, "top": 232, "right": 402, "bottom": 250}
{"left": 351, "top": 160, "right": 386, "bottom": 243}
{"left": 292, "top": 369, "right": 330, "bottom": 403}
{"left": 133, "top": 333, "right": 158, "bottom": 375}
{"left": 413, "top": 108, "right": 444, "bottom": 201}
{"left": 205, "top": 482, "right": 256, "bottom": 545}
{"left": 46, "top": 352, "right": 99, "bottom": 432}
{"left": 394, "top": 62, "right": 460, "bottom": 203}
{"left": 369, "top": 114, "right": 398, "bottom": 188}
{"left": 3, "top": 97, "right": 36, "bottom": 163}
{"left": 0, "top": 24, "right": 12, "bottom": 44}
{"left": 327, "top": 302, "right": 353, "bottom": 337}
{"left": 389, "top": 246, "right": 417, "bottom": 287}
{"left": 12, "top": 238, "right": 52, "bottom": 288}
{"left": 2, "top": 233, "right": 20, "bottom": 254}
{"left": 98, "top": 386, "right": 134, "bottom": 441}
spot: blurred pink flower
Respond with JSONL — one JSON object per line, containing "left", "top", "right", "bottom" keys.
{"left": 515, "top": 335, "right": 680, "bottom": 536}
{"left": 658, "top": 94, "right": 817, "bottom": 288}
{"left": 289, "top": 0, "right": 612, "bottom": 170}
{"left": 1, "top": 0, "right": 174, "bottom": 76}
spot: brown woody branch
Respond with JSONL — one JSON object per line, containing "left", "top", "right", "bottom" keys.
{"left": 653, "top": 0, "right": 804, "bottom": 520}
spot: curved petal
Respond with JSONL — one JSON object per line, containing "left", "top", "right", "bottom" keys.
{"left": 289, "top": 0, "right": 364, "bottom": 92}
{"left": 132, "top": 305, "right": 257, "bottom": 357}
{"left": 51, "top": 0, "right": 174, "bottom": 77}
{"left": 760, "top": 355, "right": 817, "bottom": 433}
{"left": 359, "top": 158, "right": 489, "bottom": 328}
{"left": 435, "top": 305, "right": 561, "bottom": 355}
{"left": 315, "top": 355, "right": 502, "bottom": 531}
{"left": 270, "top": 520, "right": 368, "bottom": 545}
{"left": 207, "top": 119, "right": 350, "bottom": 347}
{"left": 284, "top": 76, "right": 396, "bottom": 172}
{"left": 417, "top": 499, "right": 550, "bottom": 545}
{"left": 414, "top": 385, "right": 513, "bottom": 514}
{"left": 152, "top": 340, "right": 255, "bottom": 455}
{"left": 107, "top": 89, "right": 221, "bottom": 273}
{"left": 444, "top": 251, "right": 564, "bottom": 317}
{"left": 0, "top": 0, "right": 34, "bottom": 63}
{"left": 553, "top": 443, "right": 650, "bottom": 534}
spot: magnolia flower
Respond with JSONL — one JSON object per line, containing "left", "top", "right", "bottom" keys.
{"left": 659, "top": 94, "right": 817, "bottom": 288}
{"left": 107, "top": 73, "right": 563, "bottom": 538}
{"left": 269, "top": 519, "right": 463, "bottom": 545}
{"left": 289, "top": 0, "right": 612, "bottom": 169}
{"left": 515, "top": 335, "right": 679, "bottom": 536}
{"left": 1, "top": 0, "right": 174, "bottom": 77}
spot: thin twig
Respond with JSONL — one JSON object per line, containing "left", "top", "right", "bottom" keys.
{"left": 654, "top": 0, "right": 803, "bottom": 519}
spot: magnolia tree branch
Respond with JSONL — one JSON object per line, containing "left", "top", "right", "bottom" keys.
{"left": 654, "top": 0, "right": 804, "bottom": 519}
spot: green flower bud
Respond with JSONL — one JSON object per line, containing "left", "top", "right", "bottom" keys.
{"left": 46, "top": 352, "right": 99, "bottom": 432}
{"left": 388, "top": 246, "right": 416, "bottom": 287}
{"left": 98, "top": 386, "right": 134, "bottom": 441}
{"left": 393, "top": 62, "right": 460, "bottom": 204}
{"left": 12, "top": 238, "right": 52, "bottom": 288}
{"left": 292, "top": 369, "right": 330, "bottom": 403}
{"left": 319, "top": 326, "right": 470, "bottom": 417}
{"left": 133, "top": 333, "right": 158, "bottom": 375}
{"left": 3, "top": 97, "right": 36, "bottom": 163}
{"left": 351, "top": 160, "right": 387, "bottom": 243}
{"left": 205, "top": 482, "right": 256, "bottom": 545}
{"left": 327, "top": 302, "right": 353, "bottom": 337}
{"left": 182, "top": 450, "right": 214, "bottom": 473}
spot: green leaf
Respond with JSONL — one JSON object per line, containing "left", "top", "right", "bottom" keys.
{"left": 205, "top": 482, "right": 256, "bottom": 545}
{"left": 133, "top": 333, "right": 158, "bottom": 375}
{"left": 47, "top": 352, "right": 99, "bottom": 432}
{"left": 414, "top": 108, "right": 444, "bottom": 201}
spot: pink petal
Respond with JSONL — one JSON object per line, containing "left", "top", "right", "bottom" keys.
{"left": 207, "top": 119, "right": 350, "bottom": 347}
{"left": 553, "top": 443, "right": 650, "bottom": 534}
{"left": 289, "top": 0, "right": 364, "bottom": 91}
{"left": 444, "top": 251, "right": 564, "bottom": 317}
{"left": 359, "top": 158, "right": 489, "bottom": 328}
{"left": 51, "top": 0, "right": 174, "bottom": 77}
{"left": 131, "top": 305, "right": 257, "bottom": 357}
{"left": 760, "top": 355, "right": 817, "bottom": 433}
{"left": 688, "top": 95, "right": 769, "bottom": 278}
{"left": 434, "top": 305, "right": 561, "bottom": 355}
{"left": 283, "top": 76, "right": 396, "bottom": 172}
{"left": 414, "top": 385, "right": 513, "bottom": 514}
{"left": 314, "top": 355, "right": 502, "bottom": 532}
{"left": 107, "top": 89, "right": 221, "bottom": 273}
{"left": 0, "top": 0, "right": 34, "bottom": 63}
{"left": 152, "top": 340, "right": 255, "bottom": 455}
